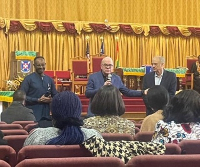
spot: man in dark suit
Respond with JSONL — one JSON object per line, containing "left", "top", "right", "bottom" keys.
{"left": 1, "top": 90, "right": 36, "bottom": 123}
{"left": 85, "top": 56, "right": 148, "bottom": 117}
{"left": 142, "top": 56, "right": 177, "bottom": 116}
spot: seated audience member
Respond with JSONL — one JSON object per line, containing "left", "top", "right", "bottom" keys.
{"left": 24, "top": 91, "right": 102, "bottom": 146}
{"left": 1, "top": 90, "right": 36, "bottom": 123}
{"left": 83, "top": 85, "right": 135, "bottom": 136}
{"left": 140, "top": 85, "right": 169, "bottom": 132}
{"left": 152, "top": 90, "right": 200, "bottom": 144}
{"left": 0, "top": 130, "right": 7, "bottom": 145}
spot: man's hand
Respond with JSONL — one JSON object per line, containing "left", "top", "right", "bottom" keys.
{"left": 104, "top": 80, "right": 112, "bottom": 85}
{"left": 144, "top": 88, "right": 149, "bottom": 95}
{"left": 38, "top": 95, "right": 52, "bottom": 103}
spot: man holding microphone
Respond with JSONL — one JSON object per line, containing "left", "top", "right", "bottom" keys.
{"left": 85, "top": 56, "right": 147, "bottom": 117}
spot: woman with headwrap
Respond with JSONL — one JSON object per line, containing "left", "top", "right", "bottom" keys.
{"left": 24, "top": 91, "right": 102, "bottom": 146}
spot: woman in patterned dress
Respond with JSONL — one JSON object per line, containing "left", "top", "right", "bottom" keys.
{"left": 152, "top": 89, "right": 200, "bottom": 144}
{"left": 83, "top": 85, "right": 135, "bottom": 136}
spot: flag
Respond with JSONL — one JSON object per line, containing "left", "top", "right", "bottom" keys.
{"left": 100, "top": 40, "right": 104, "bottom": 55}
{"left": 115, "top": 41, "right": 120, "bottom": 68}
{"left": 86, "top": 41, "right": 90, "bottom": 59}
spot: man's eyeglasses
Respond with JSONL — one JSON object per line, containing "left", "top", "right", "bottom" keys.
{"left": 102, "top": 64, "right": 113, "bottom": 68}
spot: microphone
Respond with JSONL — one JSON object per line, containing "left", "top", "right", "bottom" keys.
{"left": 107, "top": 74, "right": 112, "bottom": 81}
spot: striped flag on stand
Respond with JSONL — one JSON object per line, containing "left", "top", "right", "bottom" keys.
{"left": 86, "top": 41, "right": 90, "bottom": 59}
{"left": 100, "top": 40, "right": 104, "bottom": 56}
{"left": 115, "top": 41, "right": 120, "bottom": 68}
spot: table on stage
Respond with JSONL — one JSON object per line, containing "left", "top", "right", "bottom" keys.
{"left": 0, "top": 91, "right": 14, "bottom": 120}
{"left": 115, "top": 67, "right": 187, "bottom": 90}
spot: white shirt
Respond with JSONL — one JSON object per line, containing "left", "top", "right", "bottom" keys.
{"left": 154, "top": 70, "right": 164, "bottom": 85}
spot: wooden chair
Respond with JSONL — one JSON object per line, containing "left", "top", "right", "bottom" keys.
{"left": 16, "top": 157, "right": 124, "bottom": 167}
{"left": 44, "top": 70, "right": 55, "bottom": 81}
{"left": 3, "top": 135, "right": 29, "bottom": 153}
{"left": 71, "top": 58, "right": 90, "bottom": 94}
{"left": 55, "top": 70, "right": 72, "bottom": 91}
{"left": 90, "top": 55, "right": 105, "bottom": 73}
{"left": 182, "top": 57, "right": 197, "bottom": 89}
{"left": 0, "top": 145, "right": 16, "bottom": 167}
{"left": 101, "top": 133, "right": 134, "bottom": 141}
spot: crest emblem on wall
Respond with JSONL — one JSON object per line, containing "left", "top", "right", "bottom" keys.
{"left": 21, "top": 60, "right": 31, "bottom": 73}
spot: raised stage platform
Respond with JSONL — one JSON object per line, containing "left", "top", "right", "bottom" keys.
{"left": 79, "top": 95, "right": 146, "bottom": 122}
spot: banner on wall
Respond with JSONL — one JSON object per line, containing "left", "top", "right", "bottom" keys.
{"left": 15, "top": 51, "right": 37, "bottom": 60}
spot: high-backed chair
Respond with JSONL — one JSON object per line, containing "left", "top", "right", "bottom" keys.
{"left": 182, "top": 57, "right": 197, "bottom": 89}
{"left": 179, "top": 140, "right": 200, "bottom": 154}
{"left": 101, "top": 133, "right": 134, "bottom": 141}
{"left": 16, "top": 157, "right": 124, "bottom": 167}
{"left": 90, "top": 55, "right": 105, "bottom": 73}
{"left": 17, "top": 145, "right": 93, "bottom": 163}
{"left": 126, "top": 154, "right": 200, "bottom": 167}
{"left": 11, "top": 121, "right": 35, "bottom": 128}
{"left": 133, "top": 131, "right": 154, "bottom": 142}
{"left": 3, "top": 135, "right": 29, "bottom": 153}
{"left": 1, "top": 129, "right": 28, "bottom": 136}
{"left": 71, "top": 58, "right": 89, "bottom": 94}
{"left": 0, "top": 145, "right": 16, "bottom": 167}
{"left": 0, "top": 124, "right": 23, "bottom": 130}
{"left": 55, "top": 70, "right": 72, "bottom": 91}
{"left": 44, "top": 70, "right": 55, "bottom": 80}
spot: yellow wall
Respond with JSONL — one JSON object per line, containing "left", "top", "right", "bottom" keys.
{"left": 0, "top": 0, "right": 200, "bottom": 25}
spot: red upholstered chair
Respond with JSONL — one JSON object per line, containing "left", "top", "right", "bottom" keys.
{"left": 0, "top": 160, "right": 11, "bottom": 167}
{"left": 17, "top": 145, "right": 93, "bottom": 164}
{"left": 90, "top": 55, "right": 105, "bottom": 73}
{"left": 71, "top": 58, "right": 89, "bottom": 94}
{"left": 16, "top": 157, "right": 125, "bottom": 167}
{"left": 0, "top": 124, "right": 23, "bottom": 130}
{"left": 126, "top": 154, "right": 200, "bottom": 167}
{"left": 182, "top": 57, "right": 197, "bottom": 89}
{"left": 3, "top": 135, "right": 29, "bottom": 153}
{"left": 178, "top": 140, "right": 200, "bottom": 154}
{"left": 11, "top": 121, "right": 35, "bottom": 128}
{"left": 1, "top": 129, "right": 28, "bottom": 136}
{"left": 164, "top": 143, "right": 181, "bottom": 154}
{"left": 101, "top": 133, "right": 134, "bottom": 141}
{"left": 135, "top": 127, "right": 140, "bottom": 134}
{"left": 135, "top": 123, "right": 141, "bottom": 129}
{"left": 133, "top": 131, "right": 154, "bottom": 142}
{"left": 55, "top": 70, "right": 72, "bottom": 91}
{"left": 0, "top": 145, "right": 16, "bottom": 167}
{"left": 44, "top": 70, "right": 55, "bottom": 80}
{"left": 24, "top": 123, "right": 38, "bottom": 133}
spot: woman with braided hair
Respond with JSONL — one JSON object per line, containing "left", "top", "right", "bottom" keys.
{"left": 24, "top": 91, "right": 102, "bottom": 146}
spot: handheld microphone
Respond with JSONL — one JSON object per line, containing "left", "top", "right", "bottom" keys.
{"left": 107, "top": 74, "right": 112, "bottom": 81}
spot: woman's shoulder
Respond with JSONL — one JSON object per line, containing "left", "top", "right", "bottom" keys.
{"left": 81, "top": 127, "right": 102, "bottom": 140}
{"left": 23, "top": 127, "right": 60, "bottom": 146}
